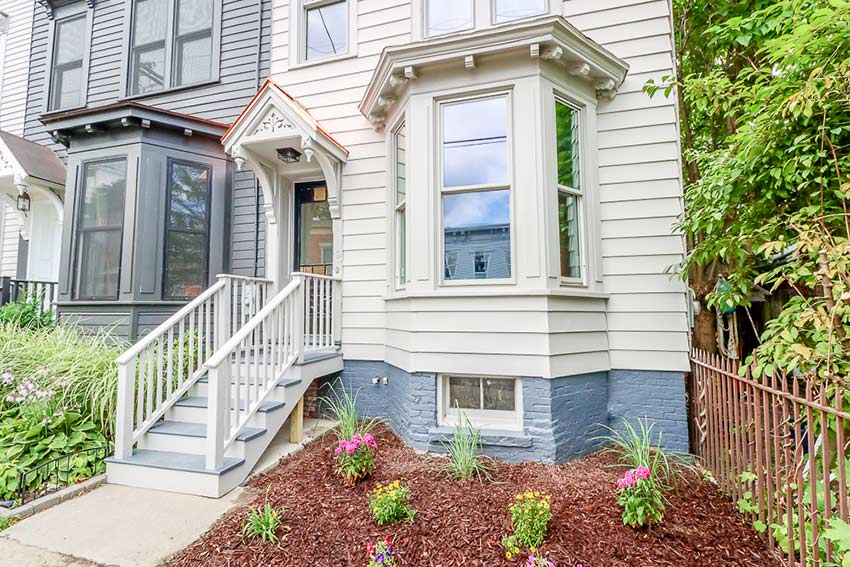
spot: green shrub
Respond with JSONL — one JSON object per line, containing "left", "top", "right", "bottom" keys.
{"left": 240, "top": 502, "right": 283, "bottom": 543}
{"left": 0, "top": 299, "right": 53, "bottom": 330}
{"left": 368, "top": 480, "right": 416, "bottom": 525}
{"left": 440, "top": 412, "right": 494, "bottom": 482}
{"left": 320, "top": 380, "right": 379, "bottom": 441}
{"left": 615, "top": 467, "right": 665, "bottom": 528}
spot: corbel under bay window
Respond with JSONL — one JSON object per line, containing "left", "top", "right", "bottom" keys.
{"left": 555, "top": 99, "right": 584, "bottom": 283}
{"left": 440, "top": 94, "right": 512, "bottom": 284}
{"left": 393, "top": 120, "right": 407, "bottom": 289}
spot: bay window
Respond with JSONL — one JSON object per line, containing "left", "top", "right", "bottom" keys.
{"left": 304, "top": 0, "right": 348, "bottom": 61}
{"left": 556, "top": 99, "right": 583, "bottom": 281}
{"left": 76, "top": 159, "right": 127, "bottom": 300}
{"left": 394, "top": 121, "right": 407, "bottom": 288}
{"left": 441, "top": 95, "right": 512, "bottom": 282}
{"left": 129, "top": 0, "right": 216, "bottom": 96}
{"left": 426, "top": 0, "right": 473, "bottom": 36}
{"left": 163, "top": 160, "right": 211, "bottom": 300}
{"left": 50, "top": 15, "right": 87, "bottom": 110}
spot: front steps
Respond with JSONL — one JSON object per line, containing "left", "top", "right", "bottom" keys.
{"left": 106, "top": 351, "right": 342, "bottom": 497}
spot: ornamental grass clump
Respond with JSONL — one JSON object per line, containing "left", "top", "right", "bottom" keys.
{"left": 368, "top": 480, "right": 416, "bottom": 525}
{"left": 440, "top": 412, "right": 495, "bottom": 482}
{"left": 240, "top": 502, "right": 284, "bottom": 544}
{"left": 366, "top": 536, "right": 398, "bottom": 567}
{"left": 615, "top": 465, "right": 665, "bottom": 528}
{"left": 502, "top": 491, "right": 552, "bottom": 559}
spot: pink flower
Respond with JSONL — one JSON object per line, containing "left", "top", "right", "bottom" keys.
{"left": 363, "top": 433, "right": 377, "bottom": 448}
{"left": 352, "top": 434, "right": 362, "bottom": 444}
{"left": 345, "top": 442, "right": 357, "bottom": 454}
{"left": 635, "top": 466, "right": 650, "bottom": 480}
{"left": 334, "top": 447, "right": 342, "bottom": 455}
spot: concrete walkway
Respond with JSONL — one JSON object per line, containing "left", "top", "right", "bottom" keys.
{"left": 1, "top": 418, "right": 333, "bottom": 567}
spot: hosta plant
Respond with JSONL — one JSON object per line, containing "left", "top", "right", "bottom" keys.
{"left": 334, "top": 433, "right": 377, "bottom": 486}
{"left": 615, "top": 466, "right": 665, "bottom": 528}
{"left": 366, "top": 536, "right": 398, "bottom": 567}
{"left": 368, "top": 479, "right": 416, "bottom": 525}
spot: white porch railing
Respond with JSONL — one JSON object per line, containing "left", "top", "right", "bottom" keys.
{"left": 114, "top": 274, "right": 273, "bottom": 460}
{"left": 202, "top": 272, "right": 339, "bottom": 469}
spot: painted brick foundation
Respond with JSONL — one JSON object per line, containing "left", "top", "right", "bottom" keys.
{"left": 318, "top": 361, "right": 689, "bottom": 463}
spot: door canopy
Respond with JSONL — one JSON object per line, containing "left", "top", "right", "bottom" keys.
{"left": 222, "top": 80, "right": 349, "bottom": 225}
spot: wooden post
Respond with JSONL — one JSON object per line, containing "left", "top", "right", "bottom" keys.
{"left": 290, "top": 396, "right": 304, "bottom": 443}
{"left": 114, "top": 362, "right": 136, "bottom": 459}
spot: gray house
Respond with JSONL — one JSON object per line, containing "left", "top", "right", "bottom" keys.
{"left": 24, "top": 0, "right": 271, "bottom": 339}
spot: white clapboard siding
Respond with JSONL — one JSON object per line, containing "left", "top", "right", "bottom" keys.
{"left": 269, "top": 0, "right": 688, "bottom": 374}
{"left": 0, "top": 205, "right": 19, "bottom": 277}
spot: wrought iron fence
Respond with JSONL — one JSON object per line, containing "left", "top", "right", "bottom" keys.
{"left": 17, "top": 445, "right": 110, "bottom": 506}
{"left": 689, "top": 348, "right": 849, "bottom": 566}
{"left": 0, "top": 276, "right": 58, "bottom": 316}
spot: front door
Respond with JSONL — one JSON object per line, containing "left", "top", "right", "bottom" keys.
{"left": 293, "top": 181, "right": 333, "bottom": 276}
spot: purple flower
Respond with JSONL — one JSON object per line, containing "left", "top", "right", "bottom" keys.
{"left": 375, "top": 554, "right": 385, "bottom": 564}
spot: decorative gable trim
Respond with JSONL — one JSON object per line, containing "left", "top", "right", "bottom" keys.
{"left": 360, "top": 15, "right": 630, "bottom": 124}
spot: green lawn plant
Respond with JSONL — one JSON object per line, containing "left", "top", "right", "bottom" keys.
{"left": 240, "top": 502, "right": 283, "bottom": 544}
{"left": 440, "top": 411, "right": 495, "bottom": 482}
{"left": 368, "top": 480, "right": 416, "bottom": 525}
{"left": 615, "top": 466, "right": 665, "bottom": 528}
{"left": 321, "top": 380, "right": 382, "bottom": 485}
{"left": 0, "top": 297, "right": 53, "bottom": 330}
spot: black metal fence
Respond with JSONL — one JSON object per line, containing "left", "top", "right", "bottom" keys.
{"left": 17, "top": 445, "right": 110, "bottom": 506}
{"left": 0, "top": 276, "right": 58, "bottom": 315}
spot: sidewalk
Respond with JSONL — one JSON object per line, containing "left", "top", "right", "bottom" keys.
{"left": 0, "top": 418, "right": 333, "bottom": 567}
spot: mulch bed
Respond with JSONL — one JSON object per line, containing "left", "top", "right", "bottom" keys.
{"left": 168, "top": 425, "right": 781, "bottom": 567}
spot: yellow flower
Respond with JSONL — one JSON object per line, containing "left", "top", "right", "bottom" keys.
{"left": 506, "top": 552, "right": 513, "bottom": 560}
{"left": 530, "top": 547, "right": 537, "bottom": 554}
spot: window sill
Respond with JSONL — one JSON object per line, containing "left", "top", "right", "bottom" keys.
{"left": 288, "top": 51, "right": 358, "bottom": 71}
{"left": 119, "top": 80, "right": 222, "bottom": 104}
{"left": 385, "top": 288, "right": 609, "bottom": 301}
{"left": 56, "top": 300, "right": 190, "bottom": 307}
{"left": 428, "top": 426, "right": 532, "bottom": 448}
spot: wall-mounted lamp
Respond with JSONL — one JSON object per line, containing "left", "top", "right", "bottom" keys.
{"left": 276, "top": 147, "right": 302, "bottom": 164}
{"left": 16, "top": 190, "right": 30, "bottom": 214}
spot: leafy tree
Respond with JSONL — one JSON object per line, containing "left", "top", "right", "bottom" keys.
{"left": 649, "top": 0, "right": 850, "bottom": 379}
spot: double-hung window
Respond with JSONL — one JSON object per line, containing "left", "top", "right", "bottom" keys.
{"left": 129, "top": 0, "right": 215, "bottom": 96}
{"left": 493, "top": 0, "right": 547, "bottom": 23}
{"left": 76, "top": 159, "right": 128, "bottom": 300}
{"left": 393, "top": 121, "right": 407, "bottom": 288}
{"left": 50, "top": 15, "right": 87, "bottom": 110}
{"left": 304, "top": 0, "right": 348, "bottom": 61}
{"left": 163, "top": 160, "right": 211, "bottom": 300}
{"left": 441, "top": 95, "right": 512, "bottom": 283}
{"left": 555, "top": 100, "right": 583, "bottom": 281}
{"left": 426, "top": 0, "right": 473, "bottom": 36}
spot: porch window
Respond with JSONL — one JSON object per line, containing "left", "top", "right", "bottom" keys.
{"left": 75, "top": 159, "right": 127, "bottom": 300}
{"left": 440, "top": 375, "right": 521, "bottom": 430}
{"left": 426, "top": 0, "right": 473, "bottom": 36}
{"left": 163, "top": 160, "right": 211, "bottom": 300}
{"left": 50, "top": 15, "right": 86, "bottom": 110}
{"left": 441, "top": 95, "right": 511, "bottom": 282}
{"left": 394, "top": 121, "right": 407, "bottom": 288}
{"left": 304, "top": 0, "right": 348, "bottom": 61}
{"left": 556, "top": 100, "right": 583, "bottom": 281}
{"left": 129, "top": 0, "right": 215, "bottom": 96}
{"left": 493, "top": 0, "right": 547, "bottom": 23}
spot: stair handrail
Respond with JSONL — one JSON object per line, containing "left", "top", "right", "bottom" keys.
{"left": 114, "top": 274, "right": 272, "bottom": 461}
{"left": 203, "top": 275, "right": 305, "bottom": 469}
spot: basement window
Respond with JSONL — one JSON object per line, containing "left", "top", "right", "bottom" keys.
{"left": 439, "top": 375, "right": 522, "bottom": 430}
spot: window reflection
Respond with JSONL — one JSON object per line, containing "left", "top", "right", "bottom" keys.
{"left": 443, "top": 190, "right": 511, "bottom": 281}
{"left": 494, "top": 0, "right": 547, "bottom": 23}
{"left": 427, "top": 0, "right": 473, "bottom": 36}
{"left": 306, "top": 1, "right": 348, "bottom": 60}
{"left": 164, "top": 162, "right": 210, "bottom": 299}
{"left": 443, "top": 97, "right": 508, "bottom": 188}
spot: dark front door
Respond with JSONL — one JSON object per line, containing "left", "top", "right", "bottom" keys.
{"left": 294, "top": 181, "right": 333, "bottom": 276}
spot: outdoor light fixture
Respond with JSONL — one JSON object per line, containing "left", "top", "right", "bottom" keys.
{"left": 16, "top": 190, "right": 30, "bottom": 214}
{"left": 276, "top": 147, "right": 302, "bottom": 164}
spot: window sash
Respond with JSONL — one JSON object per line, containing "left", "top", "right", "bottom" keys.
{"left": 441, "top": 375, "right": 520, "bottom": 429}
{"left": 50, "top": 16, "right": 86, "bottom": 110}
{"left": 303, "top": 0, "right": 348, "bottom": 62}
{"left": 425, "top": 0, "right": 474, "bottom": 37}
{"left": 555, "top": 98, "right": 584, "bottom": 282}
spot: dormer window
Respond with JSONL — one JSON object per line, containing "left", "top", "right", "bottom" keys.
{"left": 128, "top": 0, "right": 218, "bottom": 96}
{"left": 494, "top": 0, "right": 547, "bottom": 23}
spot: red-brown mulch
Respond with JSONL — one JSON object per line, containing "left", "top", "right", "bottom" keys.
{"left": 168, "top": 425, "right": 781, "bottom": 567}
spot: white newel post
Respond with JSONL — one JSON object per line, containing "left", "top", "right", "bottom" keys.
{"left": 114, "top": 362, "right": 135, "bottom": 459}
{"left": 332, "top": 279, "right": 342, "bottom": 346}
{"left": 205, "top": 361, "right": 229, "bottom": 470}
{"left": 217, "top": 277, "right": 232, "bottom": 349}
{"left": 293, "top": 274, "right": 305, "bottom": 363}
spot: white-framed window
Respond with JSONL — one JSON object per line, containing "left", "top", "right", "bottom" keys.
{"left": 49, "top": 14, "right": 87, "bottom": 110}
{"left": 439, "top": 374, "right": 522, "bottom": 430}
{"left": 393, "top": 120, "right": 407, "bottom": 288}
{"left": 493, "top": 0, "right": 547, "bottom": 23}
{"left": 303, "top": 0, "right": 348, "bottom": 61}
{"left": 440, "top": 93, "right": 512, "bottom": 284}
{"left": 555, "top": 98, "right": 583, "bottom": 282}
{"left": 128, "top": 0, "right": 218, "bottom": 96}
{"left": 425, "top": 0, "right": 473, "bottom": 37}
